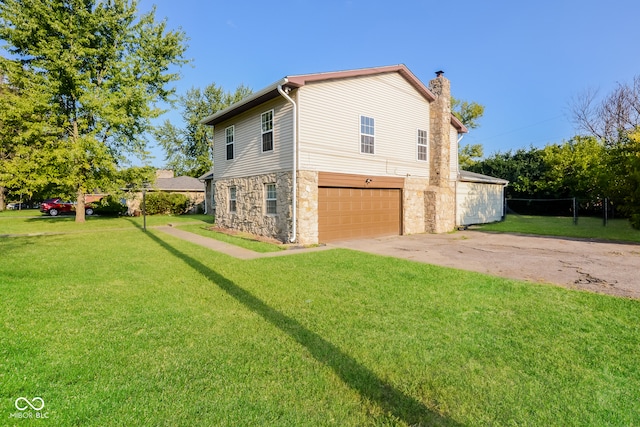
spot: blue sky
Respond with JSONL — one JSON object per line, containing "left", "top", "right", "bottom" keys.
{"left": 140, "top": 0, "right": 640, "bottom": 167}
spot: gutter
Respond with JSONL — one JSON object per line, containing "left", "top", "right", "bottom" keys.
{"left": 277, "top": 81, "right": 297, "bottom": 243}
{"left": 200, "top": 78, "right": 288, "bottom": 126}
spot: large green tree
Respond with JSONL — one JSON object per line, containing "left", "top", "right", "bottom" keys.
{"left": 0, "top": 60, "right": 63, "bottom": 209}
{"left": 452, "top": 96, "right": 485, "bottom": 168}
{"left": 452, "top": 97, "right": 485, "bottom": 130}
{"left": 458, "top": 143, "right": 484, "bottom": 170}
{"left": 606, "top": 129, "right": 640, "bottom": 224}
{"left": 154, "top": 83, "right": 252, "bottom": 177}
{"left": 0, "top": 0, "right": 187, "bottom": 221}
{"left": 571, "top": 75, "right": 640, "bottom": 226}
{"left": 467, "top": 147, "right": 549, "bottom": 198}
{"left": 540, "top": 136, "right": 606, "bottom": 199}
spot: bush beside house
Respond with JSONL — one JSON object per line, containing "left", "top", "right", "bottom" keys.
{"left": 125, "top": 170, "right": 205, "bottom": 215}
{"left": 144, "top": 192, "right": 190, "bottom": 215}
{"left": 94, "top": 195, "right": 128, "bottom": 216}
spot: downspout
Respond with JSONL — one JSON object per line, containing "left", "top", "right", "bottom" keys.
{"left": 455, "top": 133, "right": 464, "bottom": 228}
{"left": 277, "top": 81, "right": 297, "bottom": 243}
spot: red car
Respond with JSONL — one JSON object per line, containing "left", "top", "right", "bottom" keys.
{"left": 40, "top": 198, "right": 95, "bottom": 216}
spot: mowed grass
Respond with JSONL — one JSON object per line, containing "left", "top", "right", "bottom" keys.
{"left": 1, "top": 223, "right": 640, "bottom": 426}
{"left": 0, "top": 210, "right": 214, "bottom": 235}
{"left": 476, "top": 215, "right": 640, "bottom": 243}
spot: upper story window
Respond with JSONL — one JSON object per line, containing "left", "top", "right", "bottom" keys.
{"left": 360, "top": 115, "right": 375, "bottom": 154}
{"left": 225, "top": 126, "right": 235, "bottom": 160}
{"left": 229, "top": 186, "right": 237, "bottom": 213}
{"left": 261, "top": 110, "right": 274, "bottom": 152}
{"left": 265, "top": 183, "right": 276, "bottom": 215}
{"left": 417, "top": 129, "right": 428, "bottom": 161}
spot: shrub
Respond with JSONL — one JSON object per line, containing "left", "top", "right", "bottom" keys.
{"left": 631, "top": 214, "right": 640, "bottom": 230}
{"left": 93, "top": 195, "right": 127, "bottom": 216}
{"left": 144, "top": 192, "right": 189, "bottom": 215}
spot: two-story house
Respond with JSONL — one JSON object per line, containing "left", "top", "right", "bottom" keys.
{"left": 201, "top": 64, "right": 506, "bottom": 244}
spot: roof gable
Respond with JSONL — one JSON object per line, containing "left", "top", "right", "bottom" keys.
{"left": 201, "top": 64, "right": 466, "bottom": 133}
{"left": 285, "top": 64, "right": 436, "bottom": 102}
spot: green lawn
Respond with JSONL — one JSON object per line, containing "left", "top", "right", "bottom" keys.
{"left": 0, "top": 210, "right": 214, "bottom": 235}
{"left": 476, "top": 215, "right": 640, "bottom": 243}
{"left": 1, "top": 219, "right": 639, "bottom": 426}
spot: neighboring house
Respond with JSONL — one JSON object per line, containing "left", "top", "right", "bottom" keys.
{"left": 198, "top": 169, "right": 215, "bottom": 215}
{"left": 201, "top": 64, "right": 506, "bottom": 244}
{"left": 127, "top": 170, "right": 206, "bottom": 214}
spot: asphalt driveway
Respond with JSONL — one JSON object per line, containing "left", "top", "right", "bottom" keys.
{"left": 333, "top": 231, "right": 640, "bottom": 299}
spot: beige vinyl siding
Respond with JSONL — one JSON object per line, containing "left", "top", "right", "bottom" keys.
{"left": 449, "top": 124, "right": 459, "bottom": 181}
{"left": 297, "top": 73, "right": 431, "bottom": 178}
{"left": 456, "top": 181, "right": 505, "bottom": 225}
{"left": 214, "top": 97, "right": 293, "bottom": 179}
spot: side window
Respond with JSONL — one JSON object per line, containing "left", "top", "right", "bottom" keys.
{"left": 229, "top": 186, "right": 236, "bottom": 213}
{"left": 360, "top": 115, "right": 374, "bottom": 154}
{"left": 417, "top": 129, "right": 428, "bottom": 161}
{"left": 226, "top": 126, "right": 234, "bottom": 160}
{"left": 265, "top": 183, "right": 276, "bottom": 215}
{"left": 261, "top": 110, "right": 274, "bottom": 152}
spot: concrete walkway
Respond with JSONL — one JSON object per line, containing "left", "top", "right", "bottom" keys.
{"left": 155, "top": 226, "right": 332, "bottom": 259}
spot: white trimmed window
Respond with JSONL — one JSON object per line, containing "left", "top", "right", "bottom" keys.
{"left": 225, "top": 126, "right": 235, "bottom": 160}
{"left": 417, "top": 129, "right": 428, "bottom": 161}
{"left": 261, "top": 110, "right": 274, "bottom": 152}
{"left": 265, "top": 183, "right": 276, "bottom": 215}
{"left": 360, "top": 115, "right": 375, "bottom": 154}
{"left": 229, "top": 186, "right": 236, "bottom": 213}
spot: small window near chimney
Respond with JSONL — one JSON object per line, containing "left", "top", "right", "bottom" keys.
{"left": 360, "top": 115, "right": 375, "bottom": 154}
{"left": 417, "top": 129, "right": 428, "bottom": 161}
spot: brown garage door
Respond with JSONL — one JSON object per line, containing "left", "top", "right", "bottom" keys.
{"left": 318, "top": 187, "right": 402, "bottom": 242}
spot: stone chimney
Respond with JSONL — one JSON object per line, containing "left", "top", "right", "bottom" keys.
{"left": 428, "top": 71, "right": 452, "bottom": 187}
{"left": 156, "top": 169, "right": 175, "bottom": 179}
{"left": 424, "top": 71, "right": 456, "bottom": 233}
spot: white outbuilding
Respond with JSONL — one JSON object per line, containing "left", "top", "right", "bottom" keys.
{"left": 456, "top": 170, "right": 508, "bottom": 226}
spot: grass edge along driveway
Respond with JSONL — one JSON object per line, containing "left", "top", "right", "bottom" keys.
{"left": 1, "top": 225, "right": 639, "bottom": 425}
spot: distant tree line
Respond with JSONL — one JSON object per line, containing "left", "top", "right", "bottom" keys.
{"left": 465, "top": 76, "right": 640, "bottom": 228}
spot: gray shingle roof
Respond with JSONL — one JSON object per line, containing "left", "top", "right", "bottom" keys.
{"left": 154, "top": 176, "right": 205, "bottom": 192}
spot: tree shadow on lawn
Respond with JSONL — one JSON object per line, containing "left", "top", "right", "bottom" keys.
{"left": 141, "top": 227, "right": 460, "bottom": 426}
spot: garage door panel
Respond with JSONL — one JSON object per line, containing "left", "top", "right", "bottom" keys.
{"left": 318, "top": 187, "right": 401, "bottom": 242}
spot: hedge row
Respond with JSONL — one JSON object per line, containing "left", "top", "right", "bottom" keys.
{"left": 143, "top": 192, "right": 190, "bottom": 215}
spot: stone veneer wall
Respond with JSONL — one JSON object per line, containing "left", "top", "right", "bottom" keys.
{"left": 424, "top": 186, "right": 456, "bottom": 233}
{"left": 403, "top": 177, "right": 429, "bottom": 235}
{"left": 214, "top": 168, "right": 460, "bottom": 241}
{"left": 214, "top": 172, "right": 293, "bottom": 242}
{"left": 296, "top": 170, "right": 319, "bottom": 244}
